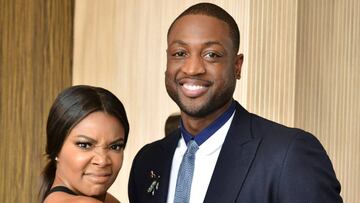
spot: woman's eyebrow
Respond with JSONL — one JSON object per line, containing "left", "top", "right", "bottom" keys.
{"left": 76, "top": 135, "right": 96, "bottom": 142}
{"left": 110, "top": 138, "right": 124, "bottom": 145}
{"left": 75, "top": 135, "right": 124, "bottom": 145}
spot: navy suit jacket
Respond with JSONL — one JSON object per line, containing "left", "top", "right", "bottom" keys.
{"left": 128, "top": 102, "right": 342, "bottom": 203}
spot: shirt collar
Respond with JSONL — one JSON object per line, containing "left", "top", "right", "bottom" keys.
{"left": 180, "top": 100, "right": 236, "bottom": 146}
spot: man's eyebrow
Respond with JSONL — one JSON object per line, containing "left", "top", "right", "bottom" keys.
{"left": 169, "top": 40, "right": 224, "bottom": 47}
{"left": 169, "top": 40, "right": 187, "bottom": 46}
{"left": 204, "top": 41, "right": 224, "bottom": 47}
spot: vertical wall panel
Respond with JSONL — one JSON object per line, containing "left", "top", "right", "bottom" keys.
{"left": 295, "top": 0, "right": 360, "bottom": 202}
{"left": 247, "top": 0, "right": 298, "bottom": 126}
{"left": 0, "top": 0, "right": 74, "bottom": 202}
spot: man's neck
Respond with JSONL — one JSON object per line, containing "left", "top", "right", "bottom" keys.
{"left": 181, "top": 100, "right": 233, "bottom": 136}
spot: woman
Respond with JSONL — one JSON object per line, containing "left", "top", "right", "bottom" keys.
{"left": 39, "top": 85, "right": 129, "bottom": 203}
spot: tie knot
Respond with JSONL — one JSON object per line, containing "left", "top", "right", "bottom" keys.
{"left": 186, "top": 140, "right": 199, "bottom": 154}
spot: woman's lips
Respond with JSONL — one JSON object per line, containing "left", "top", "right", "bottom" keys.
{"left": 84, "top": 173, "right": 112, "bottom": 184}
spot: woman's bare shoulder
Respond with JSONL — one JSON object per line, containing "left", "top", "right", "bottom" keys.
{"left": 44, "top": 192, "right": 103, "bottom": 203}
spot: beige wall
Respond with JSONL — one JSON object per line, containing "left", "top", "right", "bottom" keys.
{"left": 294, "top": 0, "right": 360, "bottom": 201}
{"left": 0, "top": 0, "right": 74, "bottom": 202}
{"left": 73, "top": 0, "right": 360, "bottom": 202}
{"left": 247, "top": 0, "right": 299, "bottom": 126}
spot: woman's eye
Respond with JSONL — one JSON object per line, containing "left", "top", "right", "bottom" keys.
{"left": 76, "top": 142, "right": 92, "bottom": 149}
{"left": 110, "top": 144, "right": 124, "bottom": 151}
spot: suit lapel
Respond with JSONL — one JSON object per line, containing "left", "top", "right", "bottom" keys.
{"left": 204, "top": 102, "right": 261, "bottom": 203}
{"left": 153, "top": 130, "right": 181, "bottom": 202}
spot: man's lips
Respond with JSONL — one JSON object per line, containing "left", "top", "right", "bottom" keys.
{"left": 178, "top": 78, "right": 212, "bottom": 98}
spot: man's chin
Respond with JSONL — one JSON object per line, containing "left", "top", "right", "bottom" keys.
{"left": 179, "top": 102, "right": 211, "bottom": 118}
{"left": 169, "top": 92, "right": 213, "bottom": 117}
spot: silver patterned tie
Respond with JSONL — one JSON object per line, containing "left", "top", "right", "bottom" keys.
{"left": 174, "top": 139, "right": 199, "bottom": 203}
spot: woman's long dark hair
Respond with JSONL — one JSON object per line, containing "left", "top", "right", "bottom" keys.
{"left": 39, "top": 85, "right": 129, "bottom": 202}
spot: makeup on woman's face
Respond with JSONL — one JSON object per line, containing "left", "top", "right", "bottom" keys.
{"left": 55, "top": 111, "right": 125, "bottom": 197}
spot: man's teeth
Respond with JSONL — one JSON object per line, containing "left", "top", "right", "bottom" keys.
{"left": 183, "top": 84, "right": 205, "bottom": 90}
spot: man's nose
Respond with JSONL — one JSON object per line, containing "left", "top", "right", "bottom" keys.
{"left": 181, "top": 55, "right": 206, "bottom": 75}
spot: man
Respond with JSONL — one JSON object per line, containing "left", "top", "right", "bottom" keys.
{"left": 128, "top": 3, "right": 342, "bottom": 203}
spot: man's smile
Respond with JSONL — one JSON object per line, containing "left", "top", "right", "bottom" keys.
{"left": 177, "top": 78, "right": 212, "bottom": 98}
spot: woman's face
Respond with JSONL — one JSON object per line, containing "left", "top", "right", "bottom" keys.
{"left": 55, "top": 111, "right": 125, "bottom": 197}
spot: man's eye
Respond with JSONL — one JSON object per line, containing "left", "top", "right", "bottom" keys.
{"left": 173, "top": 51, "right": 187, "bottom": 57}
{"left": 110, "top": 143, "right": 124, "bottom": 151}
{"left": 77, "top": 142, "right": 92, "bottom": 149}
{"left": 204, "top": 52, "right": 220, "bottom": 58}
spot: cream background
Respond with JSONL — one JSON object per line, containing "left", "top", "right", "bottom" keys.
{"left": 73, "top": 0, "right": 360, "bottom": 202}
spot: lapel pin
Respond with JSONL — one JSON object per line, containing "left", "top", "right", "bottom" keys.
{"left": 147, "top": 170, "right": 160, "bottom": 196}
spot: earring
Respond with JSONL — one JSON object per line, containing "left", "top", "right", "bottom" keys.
{"left": 55, "top": 157, "right": 58, "bottom": 161}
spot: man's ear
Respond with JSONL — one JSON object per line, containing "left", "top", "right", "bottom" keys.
{"left": 235, "top": 54, "right": 244, "bottom": 79}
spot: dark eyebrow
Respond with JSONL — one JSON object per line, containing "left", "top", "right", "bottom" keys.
{"left": 110, "top": 138, "right": 125, "bottom": 145}
{"left": 76, "top": 135, "right": 124, "bottom": 145}
{"left": 76, "top": 135, "right": 96, "bottom": 142}
{"left": 169, "top": 40, "right": 224, "bottom": 48}
{"left": 204, "top": 41, "right": 224, "bottom": 47}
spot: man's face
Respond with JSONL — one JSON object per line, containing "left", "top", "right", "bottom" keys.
{"left": 166, "top": 14, "right": 243, "bottom": 117}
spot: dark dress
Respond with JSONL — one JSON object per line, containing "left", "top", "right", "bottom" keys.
{"left": 45, "top": 186, "right": 77, "bottom": 198}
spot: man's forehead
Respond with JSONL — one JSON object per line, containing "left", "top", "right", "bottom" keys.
{"left": 170, "top": 14, "right": 228, "bottom": 30}
{"left": 167, "top": 15, "right": 231, "bottom": 46}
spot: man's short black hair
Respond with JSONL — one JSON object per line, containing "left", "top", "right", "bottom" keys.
{"left": 167, "top": 2, "right": 240, "bottom": 54}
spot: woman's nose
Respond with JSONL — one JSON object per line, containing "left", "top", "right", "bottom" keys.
{"left": 92, "top": 147, "right": 111, "bottom": 167}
